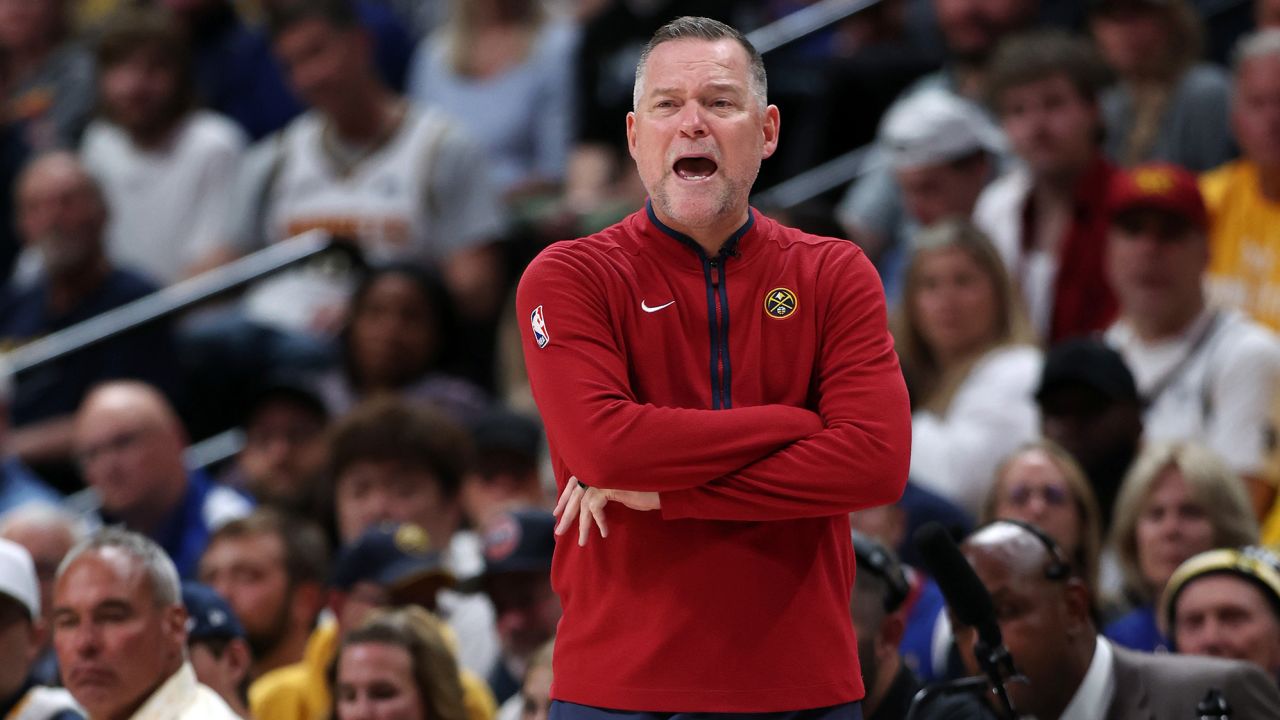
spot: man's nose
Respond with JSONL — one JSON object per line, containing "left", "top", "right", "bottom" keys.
{"left": 70, "top": 622, "right": 101, "bottom": 658}
{"left": 678, "top": 104, "right": 709, "bottom": 137}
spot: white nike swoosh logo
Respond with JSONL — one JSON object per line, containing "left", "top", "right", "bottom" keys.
{"left": 641, "top": 300, "right": 676, "bottom": 313}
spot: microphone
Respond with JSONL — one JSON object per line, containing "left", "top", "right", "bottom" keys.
{"left": 914, "top": 522, "right": 1002, "bottom": 648}
{"left": 913, "top": 522, "right": 1021, "bottom": 719}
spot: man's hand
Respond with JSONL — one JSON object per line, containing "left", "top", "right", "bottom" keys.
{"left": 553, "top": 477, "right": 661, "bottom": 546}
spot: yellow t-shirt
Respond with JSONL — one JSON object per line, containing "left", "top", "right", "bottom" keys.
{"left": 249, "top": 617, "right": 497, "bottom": 720}
{"left": 1202, "top": 160, "right": 1280, "bottom": 332}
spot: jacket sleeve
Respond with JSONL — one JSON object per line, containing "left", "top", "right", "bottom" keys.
{"left": 517, "top": 244, "right": 824, "bottom": 492}
{"left": 658, "top": 245, "right": 911, "bottom": 521}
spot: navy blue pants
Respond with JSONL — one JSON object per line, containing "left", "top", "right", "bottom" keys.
{"left": 550, "top": 701, "right": 863, "bottom": 720}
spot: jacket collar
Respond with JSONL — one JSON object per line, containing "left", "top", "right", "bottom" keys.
{"left": 629, "top": 200, "right": 760, "bottom": 268}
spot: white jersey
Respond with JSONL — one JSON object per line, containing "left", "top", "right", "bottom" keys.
{"left": 81, "top": 110, "right": 246, "bottom": 285}
{"left": 241, "top": 105, "right": 505, "bottom": 331}
{"left": 1106, "top": 307, "right": 1280, "bottom": 475}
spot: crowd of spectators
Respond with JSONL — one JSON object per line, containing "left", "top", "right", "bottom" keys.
{"left": 2, "top": 0, "right": 1280, "bottom": 718}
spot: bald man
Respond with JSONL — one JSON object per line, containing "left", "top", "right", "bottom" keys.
{"left": 3, "top": 152, "right": 181, "bottom": 469}
{"left": 73, "top": 381, "right": 252, "bottom": 578}
{"left": 955, "top": 521, "right": 1280, "bottom": 719}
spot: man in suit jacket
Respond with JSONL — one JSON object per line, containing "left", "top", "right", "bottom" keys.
{"left": 954, "top": 520, "right": 1280, "bottom": 719}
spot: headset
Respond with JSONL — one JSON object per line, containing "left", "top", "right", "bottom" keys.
{"left": 982, "top": 518, "right": 1073, "bottom": 581}
{"left": 852, "top": 530, "right": 911, "bottom": 612}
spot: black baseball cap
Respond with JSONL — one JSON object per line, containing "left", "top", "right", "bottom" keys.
{"left": 247, "top": 375, "right": 329, "bottom": 423}
{"left": 470, "top": 409, "right": 542, "bottom": 460}
{"left": 330, "top": 523, "right": 456, "bottom": 597}
{"left": 852, "top": 531, "right": 910, "bottom": 613}
{"left": 459, "top": 509, "right": 555, "bottom": 592}
{"left": 1035, "top": 337, "right": 1140, "bottom": 407}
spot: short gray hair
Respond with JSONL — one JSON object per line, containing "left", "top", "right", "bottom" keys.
{"left": 633, "top": 16, "right": 767, "bottom": 110}
{"left": 58, "top": 527, "right": 181, "bottom": 607}
{"left": 1233, "top": 28, "right": 1280, "bottom": 77}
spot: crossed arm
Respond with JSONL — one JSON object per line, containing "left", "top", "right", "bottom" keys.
{"left": 517, "top": 243, "right": 911, "bottom": 543}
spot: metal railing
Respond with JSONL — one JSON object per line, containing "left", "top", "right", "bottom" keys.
{"left": 747, "top": 0, "right": 883, "bottom": 54}
{"left": 8, "top": 230, "right": 344, "bottom": 375}
{"left": 746, "top": 0, "right": 888, "bottom": 209}
{"left": 752, "top": 145, "right": 876, "bottom": 211}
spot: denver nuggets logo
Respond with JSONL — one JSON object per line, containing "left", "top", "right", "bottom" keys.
{"left": 765, "top": 288, "right": 798, "bottom": 319}
{"left": 1134, "top": 168, "right": 1176, "bottom": 195}
{"left": 394, "top": 524, "right": 432, "bottom": 554}
{"left": 531, "top": 305, "right": 549, "bottom": 348}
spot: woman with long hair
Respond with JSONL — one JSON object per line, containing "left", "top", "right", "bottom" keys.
{"left": 982, "top": 440, "right": 1105, "bottom": 592}
{"left": 333, "top": 606, "right": 470, "bottom": 720}
{"left": 1105, "top": 441, "right": 1259, "bottom": 652}
{"left": 407, "top": 0, "right": 576, "bottom": 202}
{"left": 897, "top": 220, "right": 1041, "bottom": 515}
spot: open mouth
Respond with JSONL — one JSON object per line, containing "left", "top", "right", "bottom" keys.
{"left": 674, "top": 156, "right": 718, "bottom": 181}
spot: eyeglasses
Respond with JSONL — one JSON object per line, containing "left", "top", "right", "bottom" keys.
{"left": 76, "top": 428, "right": 147, "bottom": 467}
{"left": 1003, "top": 484, "right": 1071, "bottom": 508}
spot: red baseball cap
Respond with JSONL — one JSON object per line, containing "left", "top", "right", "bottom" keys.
{"left": 1107, "top": 163, "right": 1208, "bottom": 232}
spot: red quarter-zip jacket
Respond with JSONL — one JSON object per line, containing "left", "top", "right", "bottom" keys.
{"left": 516, "top": 205, "right": 911, "bottom": 712}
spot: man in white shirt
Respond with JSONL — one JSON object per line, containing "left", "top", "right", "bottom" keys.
{"left": 81, "top": 6, "right": 246, "bottom": 285}
{"left": 1103, "top": 163, "right": 1280, "bottom": 518}
{"left": 50, "top": 528, "right": 239, "bottom": 720}
{"left": 957, "top": 521, "right": 1280, "bottom": 719}
{"left": 836, "top": 88, "right": 1001, "bottom": 304}
{"left": 237, "top": 0, "right": 505, "bottom": 333}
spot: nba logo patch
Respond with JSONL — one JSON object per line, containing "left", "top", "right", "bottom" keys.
{"left": 531, "top": 305, "right": 549, "bottom": 348}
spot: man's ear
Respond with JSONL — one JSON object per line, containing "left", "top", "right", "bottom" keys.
{"left": 166, "top": 604, "right": 190, "bottom": 647}
{"left": 227, "top": 638, "right": 253, "bottom": 685}
{"left": 291, "top": 581, "right": 326, "bottom": 629}
{"left": 1062, "top": 578, "right": 1094, "bottom": 635}
{"left": 27, "top": 618, "right": 45, "bottom": 665}
{"left": 878, "top": 611, "right": 906, "bottom": 658}
{"left": 626, "top": 112, "right": 639, "bottom": 162}
{"left": 761, "top": 105, "right": 780, "bottom": 160}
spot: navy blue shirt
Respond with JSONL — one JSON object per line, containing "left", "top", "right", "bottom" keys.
{"left": 0, "top": 268, "right": 181, "bottom": 426}
{"left": 99, "top": 469, "right": 253, "bottom": 579}
{"left": 1104, "top": 604, "right": 1168, "bottom": 654}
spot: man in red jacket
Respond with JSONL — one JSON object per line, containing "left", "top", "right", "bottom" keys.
{"left": 516, "top": 16, "right": 911, "bottom": 720}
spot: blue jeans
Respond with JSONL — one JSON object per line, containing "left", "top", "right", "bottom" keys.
{"left": 550, "top": 701, "right": 863, "bottom": 720}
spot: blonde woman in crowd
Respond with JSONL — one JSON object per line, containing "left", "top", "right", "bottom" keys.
{"left": 407, "top": 0, "right": 577, "bottom": 203}
{"left": 897, "top": 220, "right": 1041, "bottom": 516}
{"left": 1105, "top": 441, "right": 1258, "bottom": 653}
{"left": 982, "top": 440, "right": 1105, "bottom": 594}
